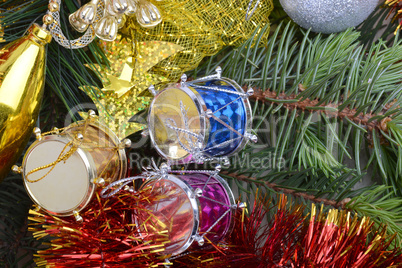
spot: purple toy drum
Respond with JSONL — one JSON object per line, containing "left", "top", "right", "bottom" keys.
{"left": 140, "top": 172, "right": 236, "bottom": 256}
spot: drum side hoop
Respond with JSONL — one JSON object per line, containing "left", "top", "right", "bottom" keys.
{"left": 147, "top": 83, "right": 210, "bottom": 163}
{"left": 22, "top": 135, "right": 96, "bottom": 217}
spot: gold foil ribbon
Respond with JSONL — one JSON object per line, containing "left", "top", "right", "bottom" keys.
{"left": 123, "top": 0, "right": 273, "bottom": 81}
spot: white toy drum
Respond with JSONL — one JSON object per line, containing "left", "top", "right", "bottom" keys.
{"left": 19, "top": 115, "right": 128, "bottom": 219}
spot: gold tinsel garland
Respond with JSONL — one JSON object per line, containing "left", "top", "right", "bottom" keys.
{"left": 123, "top": 0, "right": 273, "bottom": 81}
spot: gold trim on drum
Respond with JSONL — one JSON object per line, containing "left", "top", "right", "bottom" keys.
{"left": 62, "top": 118, "right": 128, "bottom": 185}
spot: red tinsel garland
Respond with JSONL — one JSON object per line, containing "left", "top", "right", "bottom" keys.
{"left": 173, "top": 196, "right": 402, "bottom": 267}
{"left": 29, "top": 187, "right": 169, "bottom": 267}
{"left": 30, "top": 190, "right": 402, "bottom": 267}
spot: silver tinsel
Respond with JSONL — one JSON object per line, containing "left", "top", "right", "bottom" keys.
{"left": 280, "top": 0, "right": 379, "bottom": 34}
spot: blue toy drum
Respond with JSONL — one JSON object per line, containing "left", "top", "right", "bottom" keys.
{"left": 148, "top": 68, "right": 255, "bottom": 163}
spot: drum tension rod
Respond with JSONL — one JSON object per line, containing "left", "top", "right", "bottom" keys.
{"left": 192, "top": 234, "right": 205, "bottom": 246}
{"left": 91, "top": 177, "right": 105, "bottom": 186}
{"left": 148, "top": 84, "right": 158, "bottom": 96}
{"left": 73, "top": 210, "right": 83, "bottom": 222}
{"left": 188, "top": 66, "right": 222, "bottom": 83}
{"left": 33, "top": 127, "right": 42, "bottom": 140}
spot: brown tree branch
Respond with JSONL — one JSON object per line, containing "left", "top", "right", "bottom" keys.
{"left": 248, "top": 86, "right": 396, "bottom": 145}
{"left": 222, "top": 171, "right": 351, "bottom": 210}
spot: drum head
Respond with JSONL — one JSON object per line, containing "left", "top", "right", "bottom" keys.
{"left": 148, "top": 86, "right": 205, "bottom": 161}
{"left": 23, "top": 136, "right": 96, "bottom": 216}
{"left": 140, "top": 175, "right": 199, "bottom": 255}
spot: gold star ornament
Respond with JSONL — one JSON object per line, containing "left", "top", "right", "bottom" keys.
{"left": 81, "top": 36, "right": 183, "bottom": 139}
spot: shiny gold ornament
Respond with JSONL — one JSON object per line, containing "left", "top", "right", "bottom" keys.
{"left": 81, "top": 36, "right": 182, "bottom": 139}
{"left": 124, "top": 0, "right": 273, "bottom": 81}
{"left": 135, "top": 0, "right": 162, "bottom": 28}
{"left": 48, "top": 1, "right": 60, "bottom": 13}
{"left": 0, "top": 24, "right": 52, "bottom": 182}
{"left": 69, "top": 0, "right": 98, "bottom": 33}
{"left": 95, "top": 15, "right": 119, "bottom": 41}
{"left": 69, "top": 0, "right": 163, "bottom": 42}
{"left": 43, "top": 14, "right": 54, "bottom": 25}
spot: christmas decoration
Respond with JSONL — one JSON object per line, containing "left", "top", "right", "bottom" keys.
{"left": 0, "top": 24, "right": 52, "bottom": 183}
{"left": 69, "top": 0, "right": 163, "bottom": 42}
{"left": 29, "top": 188, "right": 169, "bottom": 267}
{"left": 124, "top": 0, "right": 273, "bottom": 81}
{"left": 173, "top": 196, "right": 402, "bottom": 267}
{"left": 147, "top": 67, "right": 257, "bottom": 163}
{"left": 4, "top": 0, "right": 402, "bottom": 267}
{"left": 280, "top": 0, "right": 378, "bottom": 34}
{"left": 47, "top": 0, "right": 102, "bottom": 49}
{"left": 82, "top": 36, "right": 183, "bottom": 139}
{"left": 139, "top": 172, "right": 238, "bottom": 256}
{"left": 101, "top": 163, "right": 244, "bottom": 257}
{"left": 12, "top": 111, "right": 129, "bottom": 220}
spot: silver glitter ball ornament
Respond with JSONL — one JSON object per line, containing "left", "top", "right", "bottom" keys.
{"left": 280, "top": 0, "right": 378, "bottom": 34}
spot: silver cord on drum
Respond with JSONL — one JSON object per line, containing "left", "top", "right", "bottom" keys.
{"left": 164, "top": 98, "right": 256, "bottom": 164}
{"left": 101, "top": 160, "right": 223, "bottom": 199}
{"left": 185, "top": 67, "right": 253, "bottom": 99}
{"left": 164, "top": 116, "right": 232, "bottom": 164}
{"left": 168, "top": 164, "right": 222, "bottom": 176}
{"left": 100, "top": 159, "right": 174, "bottom": 198}
{"left": 100, "top": 176, "right": 145, "bottom": 198}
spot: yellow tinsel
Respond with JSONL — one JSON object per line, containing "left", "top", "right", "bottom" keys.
{"left": 123, "top": 0, "right": 273, "bottom": 81}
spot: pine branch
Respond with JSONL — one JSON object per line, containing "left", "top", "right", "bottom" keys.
{"left": 358, "top": 3, "right": 400, "bottom": 46}
{"left": 0, "top": 176, "right": 36, "bottom": 267}
{"left": 222, "top": 171, "right": 351, "bottom": 209}
{"left": 250, "top": 87, "right": 394, "bottom": 145}
{"left": 222, "top": 170, "right": 402, "bottom": 248}
{"left": 347, "top": 185, "right": 402, "bottom": 248}
{"left": 190, "top": 20, "right": 402, "bottom": 245}
{"left": 195, "top": 22, "right": 402, "bottom": 197}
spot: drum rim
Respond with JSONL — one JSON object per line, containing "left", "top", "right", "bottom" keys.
{"left": 148, "top": 83, "right": 210, "bottom": 163}
{"left": 22, "top": 135, "right": 96, "bottom": 216}
{"left": 142, "top": 174, "right": 201, "bottom": 256}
